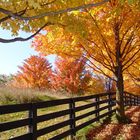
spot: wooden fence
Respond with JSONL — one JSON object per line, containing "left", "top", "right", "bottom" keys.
{"left": 0, "top": 92, "right": 140, "bottom": 140}
{"left": 124, "top": 92, "right": 140, "bottom": 106}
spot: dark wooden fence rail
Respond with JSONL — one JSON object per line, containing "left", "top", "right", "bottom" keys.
{"left": 124, "top": 92, "right": 140, "bottom": 106}
{"left": 0, "top": 92, "right": 140, "bottom": 140}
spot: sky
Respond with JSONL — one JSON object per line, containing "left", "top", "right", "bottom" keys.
{"left": 0, "top": 29, "right": 56, "bottom": 75}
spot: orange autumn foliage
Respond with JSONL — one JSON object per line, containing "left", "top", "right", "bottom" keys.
{"left": 13, "top": 55, "right": 52, "bottom": 90}
{"left": 123, "top": 62, "right": 140, "bottom": 95}
{"left": 51, "top": 57, "right": 92, "bottom": 94}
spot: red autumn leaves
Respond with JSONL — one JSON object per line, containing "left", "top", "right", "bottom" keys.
{"left": 13, "top": 55, "right": 93, "bottom": 94}
{"left": 51, "top": 57, "right": 92, "bottom": 94}
{"left": 12, "top": 55, "right": 52, "bottom": 90}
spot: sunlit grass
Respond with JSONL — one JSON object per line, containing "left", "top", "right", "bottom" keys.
{"left": 0, "top": 86, "right": 112, "bottom": 139}
{"left": 0, "top": 103, "right": 111, "bottom": 139}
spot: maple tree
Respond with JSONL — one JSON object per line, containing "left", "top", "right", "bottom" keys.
{"left": 32, "top": 1, "right": 140, "bottom": 121}
{"left": 0, "top": 0, "right": 139, "bottom": 43}
{"left": 51, "top": 56, "right": 92, "bottom": 94}
{"left": 13, "top": 55, "right": 52, "bottom": 90}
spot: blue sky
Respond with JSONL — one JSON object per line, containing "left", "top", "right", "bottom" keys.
{"left": 0, "top": 29, "right": 55, "bottom": 75}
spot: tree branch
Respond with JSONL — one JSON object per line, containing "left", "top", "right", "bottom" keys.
{"left": 123, "top": 56, "right": 140, "bottom": 72}
{"left": 86, "top": 38, "right": 113, "bottom": 67}
{"left": 122, "top": 44, "right": 137, "bottom": 61}
{"left": 0, "top": 22, "right": 53, "bottom": 43}
{"left": 83, "top": 56, "right": 116, "bottom": 81}
{"left": 121, "top": 32, "right": 134, "bottom": 56}
{"left": 122, "top": 48, "right": 140, "bottom": 69}
{"left": 0, "top": 8, "right": 27, "bottom": 23}
{"left": 0, "top": 0, "right": 109, "bottom": 21}
{"left": 80, "top": 44, "right": 115, "bottom": 73}
{"left": 0, "top": 0, "right": 57, "bottom": 23}
{"left": 86, "top": 9, "right": 116, "bottom": 68}
{"left": 119, "top": 25, "right": 133, "bottom": 48}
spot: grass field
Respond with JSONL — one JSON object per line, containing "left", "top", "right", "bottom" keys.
{"left": 0, "top": 86, "right": 110, "bottom": 140}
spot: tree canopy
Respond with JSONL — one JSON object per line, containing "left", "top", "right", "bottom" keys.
{"left": 32, "top": 0, "right": 140, "bottom": 121}
{"left": 0, "top": 0, "right": 139, "bottom": 43}
{"left": 33, "top": 1, "right": 140, "bottom": 80}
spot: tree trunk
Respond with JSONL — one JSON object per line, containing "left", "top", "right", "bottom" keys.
{"left": 115, "top": 69, "right": 125, "bottom": 120}
{"left": 114, "top": 22, "right": 126, "bottom": 122}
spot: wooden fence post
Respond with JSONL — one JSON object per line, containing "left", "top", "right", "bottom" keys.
{"left": 130, "top": 94, "right": 132, "bottom": 106}
{"left": 133, "top": 95, "right": 135, "bottom": 106}
{"left": 124, "top": 92, "right": 127, "bottom": 106}
{"left": 108, "top": 93, "right": 112, "bottom": 116}
{"left": 132, "top": 94, "right": 134, "bottom": 106}
{"left": 135, "top": 95, "right": 137, "bottom": 105}
{"left": 69, "top": 99, "right": 76, "bottom": 140}
{"left": 28, "top": 103, "right": 37, "bottom": 140}
{"left": 134, "top": 95, "right": 136, "bottom": 105}
{"left": 95, "top": 96, "right": 100, "bottom": 121}
{"left": 136, "top": 95, "right": 138, "bottom": 106}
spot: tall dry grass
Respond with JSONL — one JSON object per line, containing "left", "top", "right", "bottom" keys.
{"left": 0, "top": 86, "right": 43, "bottom": 104}
{"left": 0, "top": 85, "right": 80, "bottom": 105}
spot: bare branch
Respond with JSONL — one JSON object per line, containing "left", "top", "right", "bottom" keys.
{"left": 121, "top": 26, "right": 139, "bottom": 59}
{"left": 80, "top": 44, "right": 115, "bottom": 73}
{"left": 86, "top": 38, "right": 113, "bottom": 67}
{"left": 83, "top": 56, "right": 116, "bottom": 81}
{"left": 0, "top": 22, "right": 53, "bottom": 43}
{"left": 0, "top": 0, "right": 109, "bottom": 21}
{"left": 122, "top": 48, "right": 140, "bottom": 69}
{"left": 122, "top": 44, "right": 137, "bottom": 61}
{"left": 123, "top": 56, "right": 140, "bottom": 72}
{"left": 121, "top": 32, "right": 134, "bottom": 56}
{"left": 119, "top": 25, "right": 133, "bottom": 47}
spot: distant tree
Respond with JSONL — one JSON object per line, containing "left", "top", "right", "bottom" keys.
{"left": 13, "top": 55, "right": 52, "bottom": 90}
{"left": 51, "top": 56, "right": 92, "bottom": 94}
{"left": 0, "top": 74, "right": 13, "bottom": 85}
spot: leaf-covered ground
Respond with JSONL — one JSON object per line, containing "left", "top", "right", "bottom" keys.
{"left": 86, "top": 106, "right": 140, "bottom": 140}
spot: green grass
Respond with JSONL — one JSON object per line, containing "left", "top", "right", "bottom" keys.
{"left": 0, "top": 103, "right": 111, "bottom": 139}
{"left": 0, "top": 86, "right": 112, "bottom": 140}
